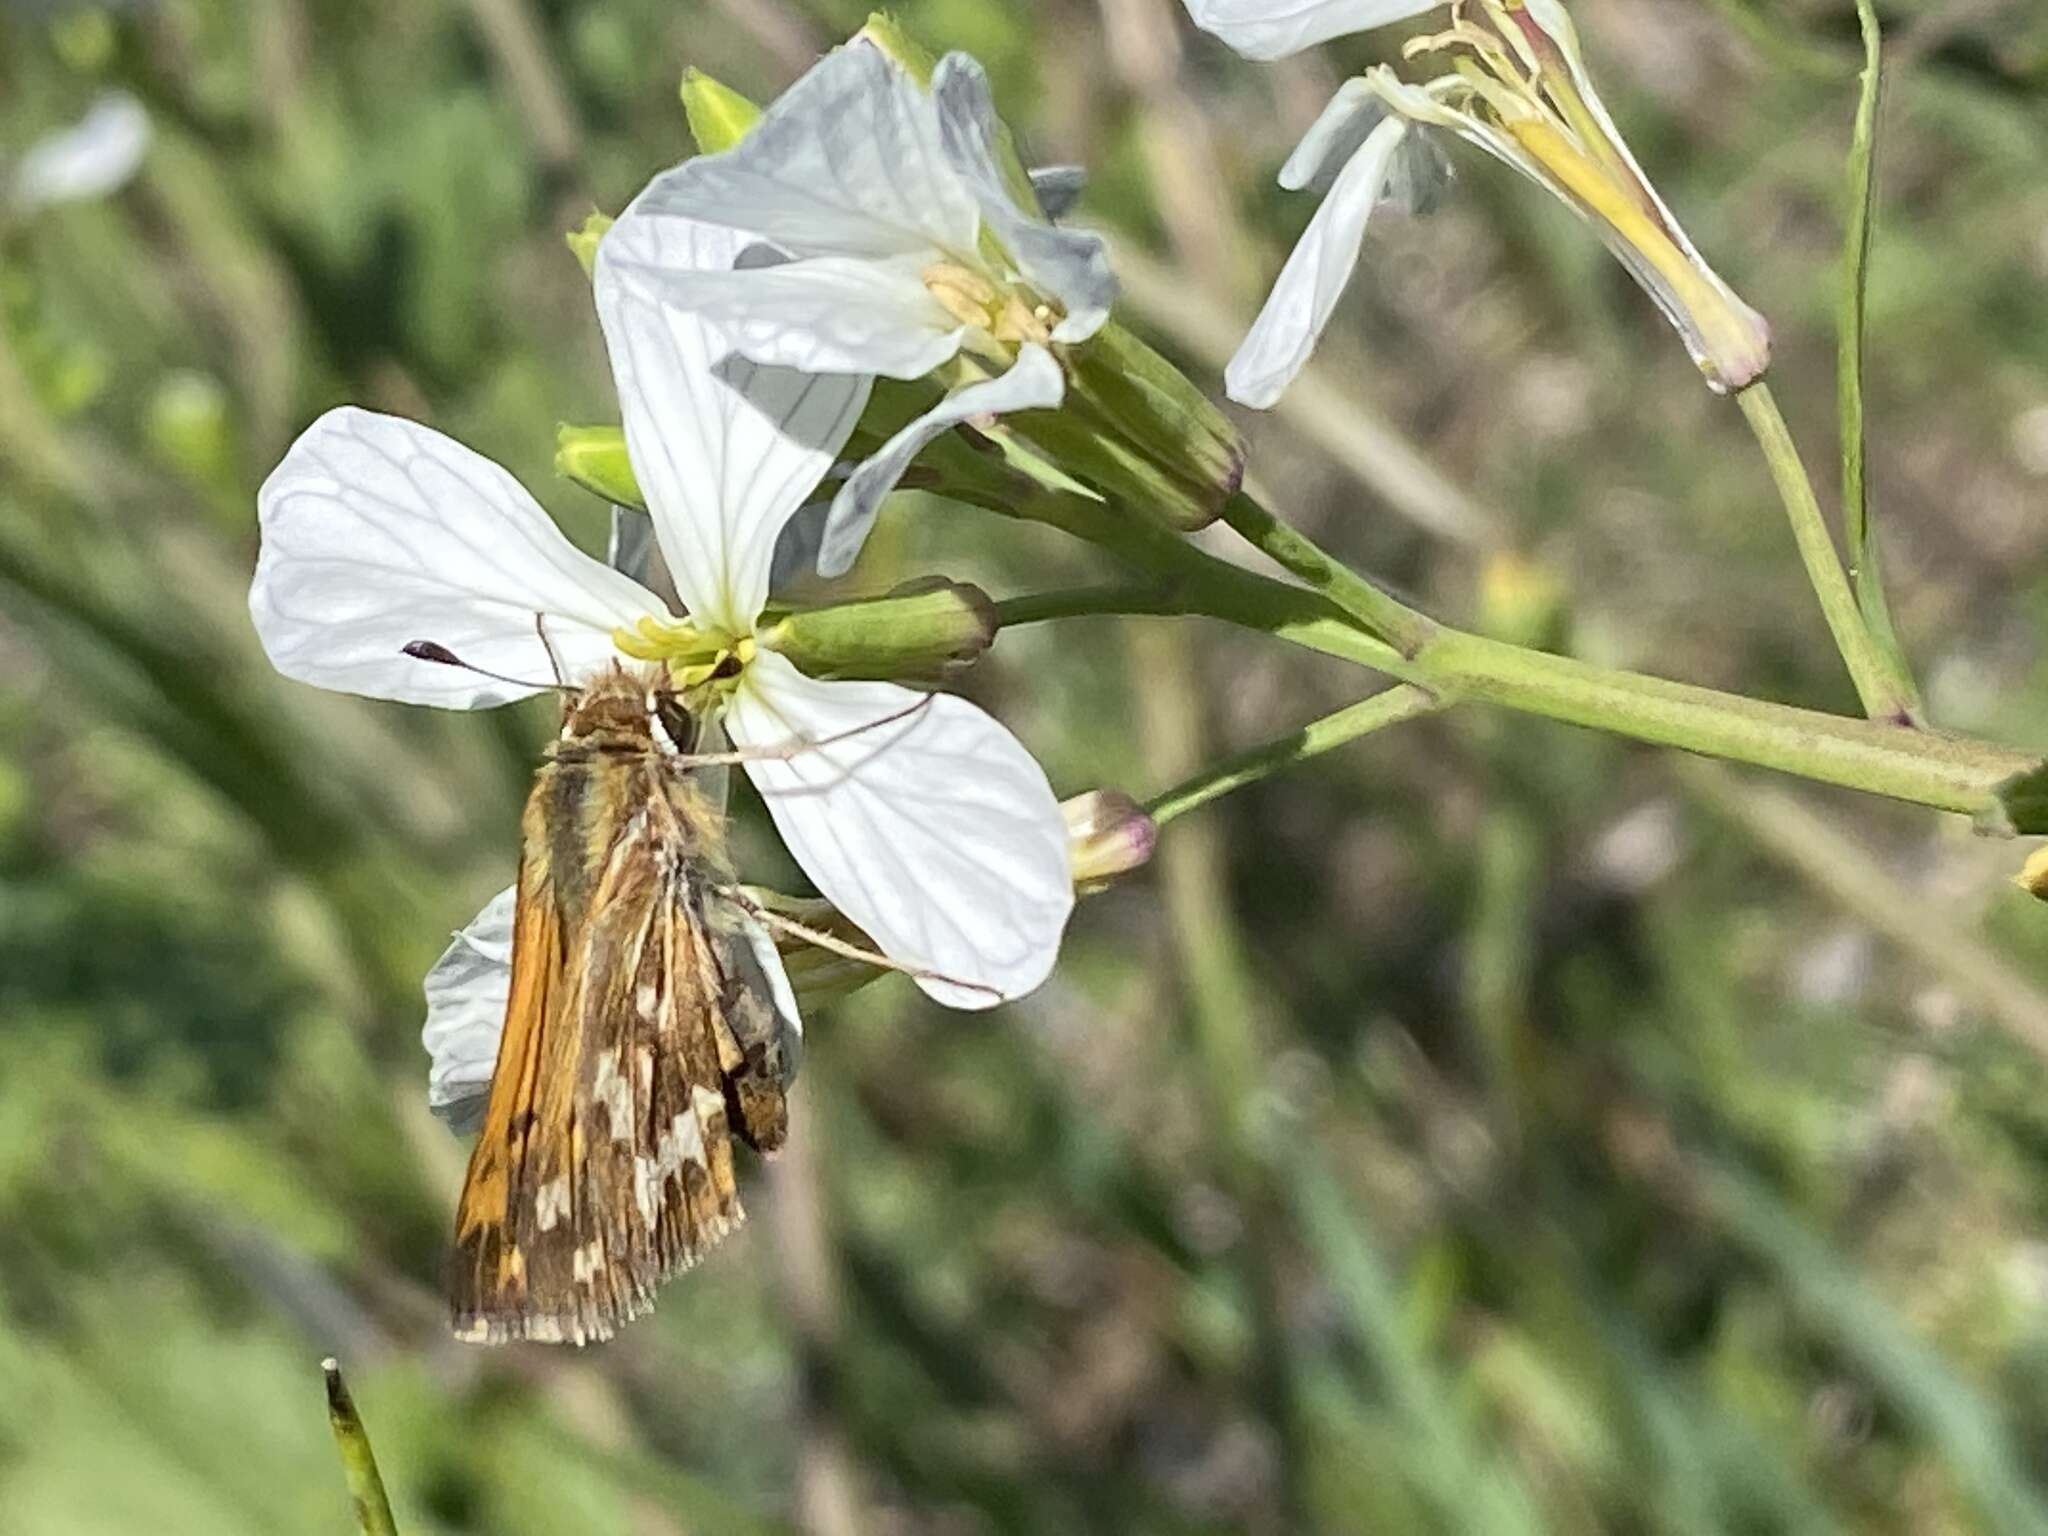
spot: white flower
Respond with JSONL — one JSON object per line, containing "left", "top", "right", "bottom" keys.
{"left": 7, "top": 91, "right": 150, "bottom": 214}
{"left": 1188, "top": 0, "right": 1771, "bottom": 407}
{"left": 611, "top": 40, "right": 1115, "bottom": 577}
{"left": 1184, "top": 0, "right": 1437, "bottom": 59}
{"left": 251, "top": 201, "right": 1076, "bottom": 1114}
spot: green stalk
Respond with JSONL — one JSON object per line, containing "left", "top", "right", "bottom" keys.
{"left": 1219, "top": 491, "right": 1439, "bottom": 655}
{"left": 1145, "top": 685, "right": 1445, "bottom": 826}
{"left": 1837, "top": 0, "right": 1921, "bottom": 716}
{"left": 323, "top": 1359, "right": 400, "bottom": 1536}
{"left": 1736, "top": 381, "right": 1917, "bottom": 723}
{"left": 990, "top": 561, "right": 2036, "bottom": 821}
{"left": 952, "top": 438, "right": 2039, "bottom": 823}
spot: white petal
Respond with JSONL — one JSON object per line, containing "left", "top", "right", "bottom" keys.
{"left": 1028, "top": 165, "right": 1088, "bottom": 221}
{"left": 597, "top": 211, "right": 870, "bottom": 633}
{"left": 1225, "top": 115, "right": 1410, "bottom": 409}
{"left": 1289, "top": 82, "right": 1450, "bottom": 210}
{"left": 636, "top": 42, "right": 978, "bottom": 262}
{"left": 1280, "top": 79, "right": 1386, "bottom": 193}
{"left": 817, "top": 343, "right": 1065, "bottom": 579}
{"left": 9, "top": 92, "right": 150, "bottom": 212}
{"left": 726, "top": 650, "right": 1072, "bottom": 1008}
{"left": 930, "top": 54, "right": 1116, "bottom": 343}
{"left": 251, "top": 408, "right": 661, "bottom": 708}
{"left": 626, "top": 251, "right": 966, "bottom": 380}
{"left": 1182, "top": 0, "right": 1441, "bottom": 59}
{"left": 422, "top": 887, "right": 516, "bottom": 1133}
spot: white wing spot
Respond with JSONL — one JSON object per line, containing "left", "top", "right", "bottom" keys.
{"left": 592, "top": 1052, "right": 636, "bottom": 1138}
{"left": 535, "top": 1176, "right": 572, "bottom": 1232}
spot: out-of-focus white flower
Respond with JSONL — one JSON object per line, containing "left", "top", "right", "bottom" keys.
{"left": 251, "top": 201, "right": 1075, "bottom": 1087}
{"left": 612, "top": 41, "right": 1116, "bottom": 576}
{"left": 7, "top": 92, "right": 151, "bottom": 214}
{"left": 1184, "top": 0, "right": 1770, "bottom": 406}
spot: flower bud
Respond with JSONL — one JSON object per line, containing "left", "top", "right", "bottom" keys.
{"left": 1026, "top": 319, "right": 1246, "bottom": 531}
{"left": 1063, "top": 788, "right": 1159, "bottom": 891}
{"left": 555, "top": 423, "right": 643, "bottom": 509}
{"left": 761, "top": 579, "right": 998, "bottom": 681}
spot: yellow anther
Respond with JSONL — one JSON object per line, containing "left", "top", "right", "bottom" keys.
{"left": 924, "top": 261, "right": 1004, "bottom": 331}
{"left": 610, "top": 614, "right": 730, "bottom": 665}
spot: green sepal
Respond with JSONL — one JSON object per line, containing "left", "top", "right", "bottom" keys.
{"left": 761, "top": 578, "right": 997, "bottom": 682}
{"left": 681, "top": 68, "right": 762, "bottom": 153}
{"left": 565, "top": 210, "right": 613, "bottom": 277}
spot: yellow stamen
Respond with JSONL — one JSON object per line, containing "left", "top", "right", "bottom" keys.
{"left": 923, "top": 261, "right": 1055, "bottom": 349}
{"left": 613, "top": 613, "right": 711, "bottom": 662}
{"left": 924, "top": 261, "right": 1003, "bottom": 330}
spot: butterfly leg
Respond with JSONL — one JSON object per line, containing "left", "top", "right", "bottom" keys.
{"left": 660, "top": 693, "right": 937, "bottom": 768}
{"left": 716, "top": 885, "right": 1002, "bottom": 1002}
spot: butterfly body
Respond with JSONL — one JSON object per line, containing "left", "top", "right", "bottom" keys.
{"left": 450, "top": 663, "right": 793, "bottom": 1345}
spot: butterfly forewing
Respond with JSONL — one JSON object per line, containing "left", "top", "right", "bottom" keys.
{"left": 449, "top": 665, "right": 791, "bottom": 1345}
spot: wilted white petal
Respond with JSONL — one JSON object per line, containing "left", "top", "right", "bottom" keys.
{"left": 1182, "top": 0, "right": 1442, "bottom": 59}
{"left": 726, "top": 650, "right": 1072, "bottom": 1008}
{"left": 638, "top": 43, "right": 978, "bottom": 261}
{"left": 930, "top": 53, "right": 1115, "bottom": 343}
{"left": 818, "top": 343, "right": 1065, "bottom": 578}
{"left": 1028, "top": 165, "right": 1088, "bottom": 220}
{"left": 251, "top": 408, "right": 660, "bottom": 708}
{"left": 629, "top": 252, "right": 965, "bottom": 380}
{"left": 1280, "top": 79, "right": 1387, "bottom": 194}
{"left": 423, "top": 887, "right": 515, "bottom": 1133}
{"left": 9, "top": 92, "right": 150, "bottom": 212}
{"left": 597, "top": 210, "right": 869, "bottom": 632}
{"left": 1225, "top": 115, "right": 1410, "bottom": 409}
{"left": 768, "top": 498, "right": 835, "bottom": 593}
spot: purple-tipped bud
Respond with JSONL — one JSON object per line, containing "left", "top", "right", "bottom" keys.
{"left": 1063, "top": 789, "right": 1159, "bottom": 891}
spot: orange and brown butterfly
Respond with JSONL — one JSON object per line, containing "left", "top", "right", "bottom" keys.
{"left": 431, "top": 654, "right": 800, "bottom": 1346}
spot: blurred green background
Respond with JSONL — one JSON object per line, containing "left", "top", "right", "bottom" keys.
{"left": 7, "top": 1, "right": 2048, "bottom": 1531}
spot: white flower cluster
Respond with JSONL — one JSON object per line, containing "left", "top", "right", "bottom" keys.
{"left": 246, "top": 7, "right": 1773, "bottom": 1105}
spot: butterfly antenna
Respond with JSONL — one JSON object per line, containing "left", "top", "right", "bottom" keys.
{"left": 403, "top": 640, "right": 576, "bottom": 694}
{"left": 533, "top": 613, "right": 567, "bottom": 686}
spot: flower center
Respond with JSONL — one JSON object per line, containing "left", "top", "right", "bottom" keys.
{"left": 923, "top": 260, "right": 1055, "bottom": 347}
{"left": 612, "top": 615, "right": 757, "bottom": 703}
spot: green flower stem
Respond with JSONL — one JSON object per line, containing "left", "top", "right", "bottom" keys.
{"left": 1406, "top": 627, "right": 2021, "bottom": 814}
{"left": 1218, "top": 491, "right": 1439, "bottom": 655}
{"left": 949, "top": 434, "right": 2035, "bottom": 820}
{"left": 1145, "top": 685, "right": 1445, "bottom": 826}
{"left": 1737, "top": 381, "right": 1917, "bottom": 723}
{"left": 992, "top": 558, "right": 2035, "bottom": 819}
